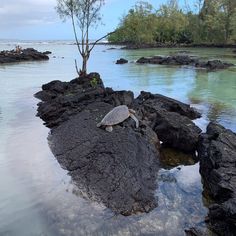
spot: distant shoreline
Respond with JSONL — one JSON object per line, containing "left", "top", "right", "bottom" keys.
{"left": 99, "top": 42, "right": 236, "bottom": 49}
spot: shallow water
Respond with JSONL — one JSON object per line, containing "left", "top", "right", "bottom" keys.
{"left": 0, "top": 41, "right": 235, "bottom": 235}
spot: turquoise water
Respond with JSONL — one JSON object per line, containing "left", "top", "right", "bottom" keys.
{"left": 0, "top": 41, "right": 235, "bottom": 235}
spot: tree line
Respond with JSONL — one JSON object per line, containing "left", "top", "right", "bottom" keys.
{"left": 108, "top": 0, "right": 236, "bottom": 45}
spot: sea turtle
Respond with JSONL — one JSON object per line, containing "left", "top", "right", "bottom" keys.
{"left": 97, "top": 105, "right": 139, "bottom": 132}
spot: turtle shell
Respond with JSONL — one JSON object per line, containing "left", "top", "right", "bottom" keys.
{"left": 100, "top": 105, "right": 130, "bottom": 126}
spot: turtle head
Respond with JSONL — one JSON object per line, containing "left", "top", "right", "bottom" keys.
{"left": 129, "top": 109, "right": 136, "bottom": 114}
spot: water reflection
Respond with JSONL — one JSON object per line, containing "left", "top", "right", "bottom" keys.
{"left": 188, "top": 69, "right": 236, "bottom": 131}
{"left": 118, "top": 62, "right": 196, "bottom": 102}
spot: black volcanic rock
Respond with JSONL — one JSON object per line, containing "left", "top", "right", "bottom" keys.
{"left": 104, "top": 87, "right": 134, "bottom": 106}
{"left": 43, "top": 51, "right": 52, "bottom": 55}
{"left": 0, "top": 48, "right": 49, "bottom": 64}
{"left": 49, "top": 101, "right": 160, "bottom": 216}
{"left": 198, "top": 122, "right": 236, "bottom": 235}
{"left": 35, "top": 72, "right": 204, "bottom": 215}
{"left": 116, "top": 58, "right": 128, "bottom": 64}
{"left": 136, "top": 55, "right": 234, "bottom": 71}
{"left": 35, "top": 73, "right": 105, "bottom": 127}
{"left": 36, "top": 73, "right": 161, "bottom": 215}
{"left": 134, "top": 91, "right": 201, "bottom": 153}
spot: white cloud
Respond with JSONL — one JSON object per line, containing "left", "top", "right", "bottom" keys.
{"left": 0, "top": 0, "right": 58, "bottom": 28}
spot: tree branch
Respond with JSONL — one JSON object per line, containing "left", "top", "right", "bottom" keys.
{"left": 71, "top": 11, "right": 83, "bottom": 57}
{"left": 74, "top": 59, "right": 80, "bottom": 75}
{"left": 88, "top": 31, "right": 116, "bottom": 53}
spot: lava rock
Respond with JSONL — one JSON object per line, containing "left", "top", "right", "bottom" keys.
{"left": 198, "top": 122, "right": 236, "bottom": 235}
{"left": 0, "top": 48, "right": 49, "bottom": 64}
{"left": 116, "top": 58, "right": 128, "bottom": 64}
{"left": 135, "top": 91, "right": 201, "bottom": 120}
{"left": 136, "top": 55, "right": 234, "bottom": 71}
{"left": 35, "top": 73, "right": 105, "bottom": 127}
{"left": 104, "top": 88, "right": 134, "bottom": 106}
{"left": 49, "top": 101, "right": 160, "bottom": 215}
{"left": 134, "top": 91, "right": 201, "bottom": 153}
{"left": 43, "top": 51, "right": 52, "bottom": 54}
{"left": 35, "top": 72, "right": 205, "bottom": 215}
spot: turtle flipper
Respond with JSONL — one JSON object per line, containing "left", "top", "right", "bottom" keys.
{"left": 97, "top": 122, "right": 102, "bottom": 127}
{"left": 130, "top": 114, "right": 139, "bottom": 128}
{"left": 105, "top": 126, "right": 113, "bottom": 132}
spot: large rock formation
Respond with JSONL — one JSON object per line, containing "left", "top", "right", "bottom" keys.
{"left": 198, "top": 122, "right": 236, "bottom": 235}
{"left": 136, "top": 55, "right": 234, "bottom": 71}
{"left": 0, "top": 48, "right": 49, "bottom": 64}
{"left": 35, "top": 73, "right": 202, "bottom": 215}
{"left": 36, "top": 73, "right": 160, "bottom": 215}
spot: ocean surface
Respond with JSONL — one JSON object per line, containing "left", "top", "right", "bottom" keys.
{"left": 0, "top": 40, "right": 236, "bottom": 236}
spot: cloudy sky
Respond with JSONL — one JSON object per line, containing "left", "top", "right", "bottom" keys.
{"left": 0, "top": 0, "right": 188, "bottom": 40}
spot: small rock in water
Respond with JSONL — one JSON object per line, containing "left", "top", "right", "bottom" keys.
{"left": 116, "top": 58, "right": 128, "bottom": 64}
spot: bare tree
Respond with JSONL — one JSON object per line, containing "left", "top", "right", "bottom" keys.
{"left": 56, "top": 0, "right": 114, "bottom": 75}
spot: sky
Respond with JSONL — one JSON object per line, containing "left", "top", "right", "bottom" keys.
{"left": 0, "top": 0, "right": 191, "bottom": 40}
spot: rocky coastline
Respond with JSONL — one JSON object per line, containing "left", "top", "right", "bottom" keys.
{"left": 0, "top": 48, "right": 50, "bottom": 64}
{"left": 35, "top": 73, "right": 236, "bottom": 235}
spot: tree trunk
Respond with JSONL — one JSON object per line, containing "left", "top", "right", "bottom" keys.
{"left": 82, "top": 56, "right": 87, "bottom": 75}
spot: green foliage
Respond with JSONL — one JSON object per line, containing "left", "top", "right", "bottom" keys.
{"left": 90, "top": 77, "right": 98, "bottom": 87}
{"left": 108, "top": 1, "right": 157, "bottom": 44}
{"left": 156, "top": 1, "right": 190, "bottom": 43}
{"left": 108, "top": 0, "right": 236, "bottom": 45}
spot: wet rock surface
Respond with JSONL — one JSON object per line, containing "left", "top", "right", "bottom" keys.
{"left": 35, "top": 73, "right": 202, "bottom": 215}
{"left": 198, "top": 122, "right": 236, "bottom": 235}
{"left": 0, "top": 48, "right": 49, "bottom": 64}
{"left": 136, "top": 55, "right": 234, "bottom": 70}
